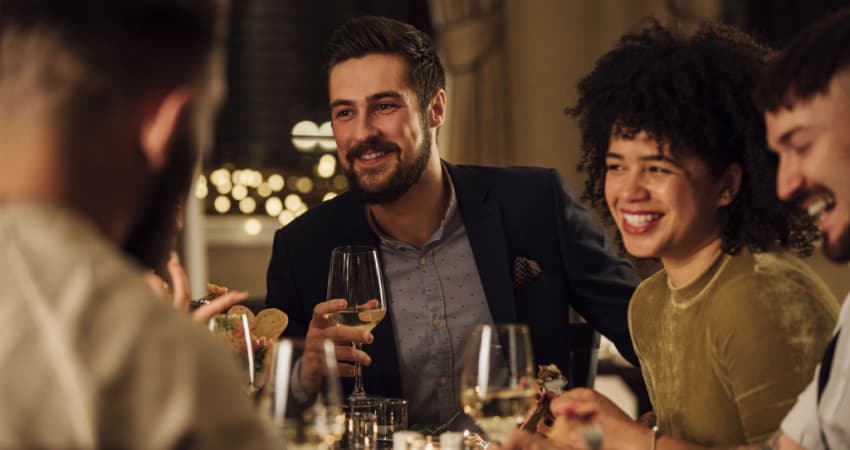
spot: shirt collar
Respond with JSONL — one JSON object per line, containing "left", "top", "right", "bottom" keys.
{"left": 366, "top": 163, "right": 460, "bottom": 250}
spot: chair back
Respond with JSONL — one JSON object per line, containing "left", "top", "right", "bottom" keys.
{"left": 568, "top": 322, "right": 600, "bottom": 388}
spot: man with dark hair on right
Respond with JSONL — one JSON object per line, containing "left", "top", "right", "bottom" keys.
{"left": 0, "top": 0, "right": 274, "bottom": 448}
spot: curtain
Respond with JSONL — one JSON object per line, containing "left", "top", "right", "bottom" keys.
{"left": 430, "top": 0, "right": 510, "bottom": 166}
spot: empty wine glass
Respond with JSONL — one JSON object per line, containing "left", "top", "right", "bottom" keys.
{"left": 258, "top": 338, "right": 345, "bottom": 450}
{"left": 325, "top": 245, "right": 387, "bottom": 400}
{"left": 460, "top": 324, "right": 537, "bottom": 445}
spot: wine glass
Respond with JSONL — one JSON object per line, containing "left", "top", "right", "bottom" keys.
{"left": 208, "top": 312, "right": 270, "bottom": 396}
{"left": 258, "top": 338, "right": 346, "bottom": 450}
{"left": 325, "top": 245, "right": 387, "bottom": 400}
{"left": 460, "top": 324, "right": 537, "bottom": 445}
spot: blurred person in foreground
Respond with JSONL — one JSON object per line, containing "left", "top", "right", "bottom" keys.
{"left": 265, "top": 15, "right": 640, "bottom": 428}
{"left": 504, "top": 10, "right": 850, "bottom": 450}
{"left": 0, "top": 0, "right": 275, "bottom": 448}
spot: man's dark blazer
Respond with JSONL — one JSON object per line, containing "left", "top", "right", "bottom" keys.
{"left": 266, "top": 163, "right": 639, "bottom": 398}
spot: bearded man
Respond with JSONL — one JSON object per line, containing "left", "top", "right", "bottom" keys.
{"left": 265, "top": 15, "right": 640, "bottom": 428}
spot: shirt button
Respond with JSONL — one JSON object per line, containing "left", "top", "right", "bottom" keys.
{"left": 439, "top": 376, "right": 449, "bottom": 385}
{"left": 432, "top": 318, "right": 442, "bottom": 327}
{"left": 419, "top": 256, "right": 428, "bottom": 266}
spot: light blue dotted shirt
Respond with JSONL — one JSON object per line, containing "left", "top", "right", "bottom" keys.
{"left": 369, "top": 174, "right": 493, "bottom": 428}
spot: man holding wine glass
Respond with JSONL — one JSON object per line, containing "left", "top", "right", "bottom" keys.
{"left": 266, "top": 15, "right": 640, "bottom": 428}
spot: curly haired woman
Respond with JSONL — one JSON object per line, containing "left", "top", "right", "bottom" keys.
{"left": 551, "top": 20, "right": 839, "bottom": 448}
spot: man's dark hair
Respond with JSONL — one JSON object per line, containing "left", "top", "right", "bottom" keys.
{"left": 324, "top": 15, "right": 446, "bottom": 114}
{"left": 755, "top": 8, "right": 850, "bottom": 112}
{"left": 0, "top": 0, "right": 226, "bottom": 116}
{"left": 569, "top": 19, "right": 817, "bottom": 256}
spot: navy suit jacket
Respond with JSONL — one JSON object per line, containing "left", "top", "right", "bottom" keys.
{"left": 266, "top": 163, "right": 639, "bottom": 398}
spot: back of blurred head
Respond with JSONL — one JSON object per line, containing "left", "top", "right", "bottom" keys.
{"left": 0, "top": 0, "right": 227, "bottom": 267}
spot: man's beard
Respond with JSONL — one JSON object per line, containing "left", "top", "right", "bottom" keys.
{"left": 344, "top": 130, "right": 432, "bottom": 205}
{"left": 122, "top": 113, "right": 197, "bottom": 275}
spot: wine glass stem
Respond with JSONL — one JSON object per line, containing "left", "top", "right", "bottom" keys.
{"left": 351, "top": 341, "right": 366, "bottom": 398}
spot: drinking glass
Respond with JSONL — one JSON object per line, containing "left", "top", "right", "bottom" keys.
{"left": 326, "top": 245, "right": 387, "bottom": 400}
{"left": 257, "top": 338, "right": 345, "bottom": 450}
{"left": 460, "top": 324, "right": 537, "bottom": 444}
{"left": 208, "top": 312, "right": 271, "bottom": 396}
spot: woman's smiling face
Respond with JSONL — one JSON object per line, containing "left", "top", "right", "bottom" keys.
{"left": 604, "top": 131, "right": 730, "bottom": 263}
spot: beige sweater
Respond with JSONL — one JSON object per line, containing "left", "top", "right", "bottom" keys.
{"left": 630, "top": 248, "right": 839, "bottom": 446}
{"left": 0, "top": 203, "right": 276, "bottom": 449}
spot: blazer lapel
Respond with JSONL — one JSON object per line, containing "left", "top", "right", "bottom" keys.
{"left": 447, "top": 164, "right": 518, "bottom": 324}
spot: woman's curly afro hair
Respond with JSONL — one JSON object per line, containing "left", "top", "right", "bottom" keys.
{"left": 569, "top": 19, "right": 817, "bottom": 256}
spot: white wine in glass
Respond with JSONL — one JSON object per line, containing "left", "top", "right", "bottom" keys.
{"left": 326, "top": 245, "right": 387, "bottom": 400}
{"left": 325, "top": 308, "right": 386, "bottom": 332}
{"left": 461, "top": 324, "right": 536, "bottom": 444}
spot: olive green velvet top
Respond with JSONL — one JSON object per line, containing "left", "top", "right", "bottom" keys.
{"left": 629, "top": 249, "right": 839, "bottom": 446}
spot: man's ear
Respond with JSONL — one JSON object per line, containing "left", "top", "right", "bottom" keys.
{"left": 428, "top": 89, "right": 446, "bottom": 128}
{"left": 139, "top": 88, "right": 193, "bottom": 172}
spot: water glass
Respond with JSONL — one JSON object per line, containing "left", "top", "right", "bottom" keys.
{"left": 348, "top": 411, "right": 378, "bottom": 449}
{"left": 377, "top": 398, "right": 408, "bottom": 442}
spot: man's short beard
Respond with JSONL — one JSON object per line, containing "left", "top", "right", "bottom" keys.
{"left": 345, "top": 128, "right": 432, "bottom": 205}
{"left": 122, "top": 112, "right": 197, "bottom": 275}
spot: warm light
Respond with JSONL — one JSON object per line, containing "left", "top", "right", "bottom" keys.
{"left": 214, "top": 196, "right": 231, "bottom": 213}
{"left": 317, "top": 121, "right": 337, "bottom": 150}
{"left": 279, "top": 210, "right": 296, "bottom": 226}
{"left": 295, "top": 177, "right": 314, "bottom": 194}
{"left": 231, "top": 169, "right": 242, "bottom": 185}
{"left": 243, "top": 218, "right": 262, "bottom": 236}
{"left": 239, "top": 197, "right": 257, "bottom": 214}
{"left": 292, "top": 120, "right": 319, "bottom": 150}
{"left": 194, "top": 177, "right": 208, "bottom": 199}
{"left": 244, "top": 170, "right": 263, "bottom": 188}
{"left": 231, "top": 184, "right": 248, "bottom": 200}
{"left": 256, "top": 182, "right": 272, "bottom": 197}
{"left": 333, "top": 174, "right": 349, "bottom": 190}
{"left": 215, "top": 179, "right": 232, "bottom": 195}
{"left": 284, "top": 194, "right": 302, "bottom": 211}
{"left": 317, "top": 154, "right": 336, "bottom": 178}
{"left": 210, "top": 168, "right": 230, "bottom": 186}
{"left": 265, "top": 197, "right": 283, "bottom": 216}
{"left": 268, "top": 174, "right": 285, "bottom": 191}
{"left": 295, "top": 204, "right": 308, "bottom": 217}
{"left": 323, "top": 192, "right": 337, "bottom": 202}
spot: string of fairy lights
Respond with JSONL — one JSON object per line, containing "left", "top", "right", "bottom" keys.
{"left": 196, "top": 120, "right": 346, "bottom": 235}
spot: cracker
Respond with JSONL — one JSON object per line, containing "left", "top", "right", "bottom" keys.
{"left": 252, "top": 308, "right": 288, "bottom": 340}
{"left": 227, "top": 305, "right": 255, "bottom": 327}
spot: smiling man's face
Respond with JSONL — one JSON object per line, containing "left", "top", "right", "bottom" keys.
{"left": 767, "top": 71, "right": 850, "bottom": 262}
{"left": 328, "top": 53, "right": 436, "bottom": 205}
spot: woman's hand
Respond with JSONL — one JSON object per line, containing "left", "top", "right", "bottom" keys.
{"left": 144, "top": 252, "right": 249, "bottom": 324}
{"left": 550, "top": 388, "right": 651, "bottom": 450}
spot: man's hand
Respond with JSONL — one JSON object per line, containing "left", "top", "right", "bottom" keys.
{"left": 300, "top": 299, "right": 374, "bottom": 393}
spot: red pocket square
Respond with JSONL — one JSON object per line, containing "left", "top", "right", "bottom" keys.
{"left": 513, "top": 257, "right": 542, "bottom": 288}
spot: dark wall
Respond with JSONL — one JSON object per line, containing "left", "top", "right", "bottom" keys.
{"left": 722, "top": 0, "right": 849, "bottom": 49}
{"left": 212, "top": 0, "right": 432, "bottom": 168}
